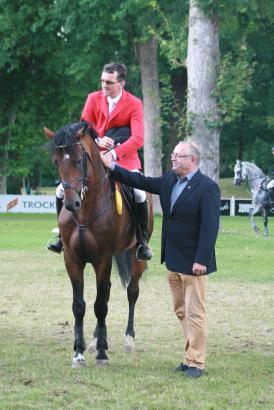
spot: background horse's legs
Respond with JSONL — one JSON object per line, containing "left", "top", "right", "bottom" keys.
{"left": 249, "top": 206, "right": 260, "bottom": 234}
{"left": 262, "top": 207, "right": 269, "bottom": 236}
{"left": 124, "top": 256, "right": 145, "bottom": 352}
{"left": 93, "top": 260, "right": 112, "bottom": 365}
{"left": 65, "top": 256, "right": 86, "bottom": 368}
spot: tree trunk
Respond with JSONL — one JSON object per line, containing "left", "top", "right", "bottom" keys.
{"left": 0, "top": 109, "right": 17, "bottom": 194}
{"left": 187, "top": 0, "right": 220, "bottom": 181}
{"left": 0, "top": 176, "right": 7, "bottom": 194}
{"left": 137, "top": 37, "right": 162, "bottom": 214}
{"left": 0, "top": 119, "right": 7, "bottom": 194}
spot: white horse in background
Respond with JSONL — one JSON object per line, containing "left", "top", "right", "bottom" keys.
{"left": 233, "top": 160, "right": 274, "bottom": 236}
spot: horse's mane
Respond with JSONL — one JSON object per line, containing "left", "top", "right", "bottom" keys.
{"left": 241, "top": 161, "right": 265, "bottom": 176}
{"left": 53, "top": 121, "right": 98, "bottom": 147}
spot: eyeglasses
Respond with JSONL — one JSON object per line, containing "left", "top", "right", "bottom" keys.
{"left": 171, "top": 153, "right": 193, "bottom": 159}
{"left": 101, "top": 79, "right": 121, "bottom": 86}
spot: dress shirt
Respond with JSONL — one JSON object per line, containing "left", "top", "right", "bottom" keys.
{"left": 170, "top": 169, "right": 198, "bottom": 210}
{"left": 107, "top": 91, "right": 122, "bottom": 114}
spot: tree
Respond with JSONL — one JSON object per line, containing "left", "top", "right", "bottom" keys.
{"left": 137, "top": 38, "right": 162, "bottom": 213}
{"left": 186, "top": 0, "right": 220, "bottom": 181}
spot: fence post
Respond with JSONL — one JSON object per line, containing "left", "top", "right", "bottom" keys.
{"left": 230, "top": 196, "right": 235, "bottom": 216}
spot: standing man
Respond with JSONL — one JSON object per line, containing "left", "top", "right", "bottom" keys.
{"left": 101, "top": 140, "right": 220, "bottom": 379}
{"left": 48, "top": 62, "right": 152, "bottom": 260}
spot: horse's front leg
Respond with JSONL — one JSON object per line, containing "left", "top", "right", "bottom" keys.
{"left": 93, "top": 259, "right": 112, "bottom": 366}
{"left": 249, "top": 207, "right": 260, "bottom": 234}
{"left": 65, "top": 254, "right": 86, "bottom": 368}
{"left": 124, "top": 256, "right": 144, "bottom": 352}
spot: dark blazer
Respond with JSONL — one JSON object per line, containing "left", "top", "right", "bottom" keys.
{"left": 110, "top": 166, "right": 220, "bottom": 275}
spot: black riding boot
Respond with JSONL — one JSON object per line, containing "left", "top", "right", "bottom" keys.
{"left": 47, "top": 197, "right": 63, "bottom": 254}
{"left": 136, "top": 201, "right": 153, "bottom": 261}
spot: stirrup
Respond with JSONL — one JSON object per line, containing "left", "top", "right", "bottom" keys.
{"left": 136, "top": 243, "right": 153, "bottom": 261}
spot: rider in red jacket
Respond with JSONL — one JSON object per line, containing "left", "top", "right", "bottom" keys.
{"left": 48, "top": 62, "right": 152, "bottom": 261}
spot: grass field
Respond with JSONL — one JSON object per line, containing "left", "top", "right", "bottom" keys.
{"left": 0, "top": 214, "right": 274, "bottom": 409}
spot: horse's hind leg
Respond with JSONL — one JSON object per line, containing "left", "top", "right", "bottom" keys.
{"left": 65, "top": 258, "right": 87, "bottom": 368}
{"left": 124, "top": 257, "right": 145, "bottom": 352}
{"left": 262, "top": 208, "right": 269, "bottom": 237}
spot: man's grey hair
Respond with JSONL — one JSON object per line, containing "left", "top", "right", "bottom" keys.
{"left": 178, "top": 140, "right": 201, "bottom": 164}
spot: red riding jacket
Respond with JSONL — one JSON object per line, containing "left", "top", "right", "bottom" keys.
{"left": 81, "top": 89, "right": 144, "bottom": 170}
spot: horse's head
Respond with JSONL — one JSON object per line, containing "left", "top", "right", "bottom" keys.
{"left": 44, "top": 122, "right": 98, "bottom": 212}
{"left": 233, "top": 160, "right": 244, "bottom": 186}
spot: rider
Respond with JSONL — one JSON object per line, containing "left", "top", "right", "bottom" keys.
{"left": 266, "top": 146, "right": 274, "bottom": 201}
{"left": 47, "top": 62, "right": 152, "bottom": 261}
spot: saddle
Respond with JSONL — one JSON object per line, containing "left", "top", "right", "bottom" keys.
{"left": 105, "top": 127, "right": 131, "bottom": 145}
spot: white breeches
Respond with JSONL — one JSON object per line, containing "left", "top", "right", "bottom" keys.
{"left": 55, "top": 169, "right": 146, "bottom": 203}
{"left": 267, "top": 179, "right": 274, "bottom": 190}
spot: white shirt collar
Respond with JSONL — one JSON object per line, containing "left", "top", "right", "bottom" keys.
{"left": 107, "top": 90, "right": 122, "bottom": 106}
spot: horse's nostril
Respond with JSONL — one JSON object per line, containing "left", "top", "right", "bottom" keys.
{"left": 75, "top": 201, "right": 81, "bottom": 209}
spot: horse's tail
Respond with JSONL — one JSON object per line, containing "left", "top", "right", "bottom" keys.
{"left": 113, "top": 250, "right": 132, "bottom": 288}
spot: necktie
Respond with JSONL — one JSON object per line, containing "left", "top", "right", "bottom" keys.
{"left": 109, "top": 101, "right": 116, "bottom": 114}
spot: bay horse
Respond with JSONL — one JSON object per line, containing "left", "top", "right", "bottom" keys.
{"left": 233, "top": 160, "right": 274, "bottom": 236}
{"left": 44, "top": 121, "right": 153, "bottom": 368}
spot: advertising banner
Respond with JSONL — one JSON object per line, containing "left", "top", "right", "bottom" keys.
{"left": 0, "top": 195, "right": 272, "bottom": 216}
{"left": 0, "top": 195, "right": 56, "bottom": 213}
{"left": 220, "top": 199, "right": 231, "bottom": 216}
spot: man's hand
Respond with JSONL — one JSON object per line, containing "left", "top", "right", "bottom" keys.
{"left": 100, "top": 151, "right": 113, "bottom": 169}
{"left": 97, "top": 136, "right": 114, "bottom": 150}
{"left": 192, "top": 263, "right": 207, "bottom": 276}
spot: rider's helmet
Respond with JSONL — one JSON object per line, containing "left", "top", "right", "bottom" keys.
{"left": 272, "top": 146, "right": 274, "bottom": 154}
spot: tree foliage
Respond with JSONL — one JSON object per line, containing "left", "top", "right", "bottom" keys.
{"left": 1, "top": 0, "right": 274, "bottom": 192}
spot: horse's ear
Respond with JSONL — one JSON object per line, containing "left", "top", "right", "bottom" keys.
{"left": 43, "top": 127, "right": 55, "bottom": 139}
{"left": 76, "top": 127, "right": 85, "bottom": 138}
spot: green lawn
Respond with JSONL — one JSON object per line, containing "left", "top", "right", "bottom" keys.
{"left": 0, "top": 214, "right": 273, "bottom": 409}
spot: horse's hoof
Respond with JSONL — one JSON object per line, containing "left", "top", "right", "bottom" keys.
{"left": 71, "top": 353, "right": 87, "bottom": 368}
{"left": 124, "top": 335, "right": 135, "bottom": 352}
{"left": 96, "top": 359, "right": 109, "bottom": 368}
{"left": 87, "top": 338, "right": 98, "bottom": 354}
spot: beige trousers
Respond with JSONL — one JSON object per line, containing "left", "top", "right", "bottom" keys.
{"left": 167, "top": 270, "right": 208, "bottom": 369}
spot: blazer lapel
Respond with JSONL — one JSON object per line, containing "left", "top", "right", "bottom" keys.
{"left": 165, "top": 172, "right": 178, "bottom": 213}
{"left": 101, "top": 94, "right": 109, "bottom": 118}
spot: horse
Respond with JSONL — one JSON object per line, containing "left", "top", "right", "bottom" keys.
{"left": 44, "top": 121, "right": 153, "bottom": 368}
{"left": 233, "top": 160, "right": 274, "bottom": 236}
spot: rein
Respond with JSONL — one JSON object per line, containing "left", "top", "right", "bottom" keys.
{"left": 236, "top": 162, "right": 266, "bottom": 184}
{"left": 55, "top": 141, "right": 107, "bottom": 199}
{"left": 55, "top": 139, "right": 110, "bottom": 230}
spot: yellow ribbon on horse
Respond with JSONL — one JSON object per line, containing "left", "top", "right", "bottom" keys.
{"left": 115, "top": 182, "right": 122, "bottom": 215}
